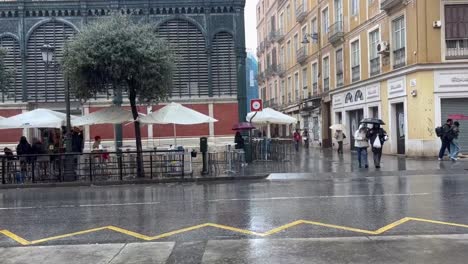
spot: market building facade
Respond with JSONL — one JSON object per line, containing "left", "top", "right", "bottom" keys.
{"left": 0, "top": 0, "right": 247, "bottom": 147}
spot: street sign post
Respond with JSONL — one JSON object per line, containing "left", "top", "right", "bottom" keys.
{"left": 250, "top": 99, "right": 263, "bottom": 112}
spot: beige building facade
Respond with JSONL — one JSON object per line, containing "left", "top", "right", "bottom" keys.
{"left": 257, "top": 0, "right": 468, "bottom": 156}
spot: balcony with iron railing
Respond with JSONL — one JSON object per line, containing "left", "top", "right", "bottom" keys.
{"left": 296, "top": 47, "right": 308, "bottom": 64}
{"left": 370, "top": 57, "right": 381, "bottom": 76}
{"left": 257, "top": 72, "right": 265, "bottom": 84}
{"left": 393, "top": 47, "right": 405, "bottom": 69}
{"left": 269, "top": 30, "right": 285, "bottom": 43}
{"left": 352, "top": 66, "right": 360, "bottom": 82}
{"left": 265, "top": 64, "right": 279, "bottom": 77}
{"left": 381, "top": 0, "right": 405, "bottom": 12}
{"left": 328, "top": 21, "right": 344, "bottom": 46}
{"left": 295, "top": 4, "right": 307, "bottom": 23}
{"left": 265, "top": 38, "right": 271, "bottom": 48}
{"left": 446, "top": 39, "right": 468, "bottom": 60}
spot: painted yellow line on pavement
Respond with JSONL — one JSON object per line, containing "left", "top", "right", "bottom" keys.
{"left": 374, "top": 217, "right": 412, "bottom": 234}
{"left": 31, "top": 227, "right": 108, "bottom": 245}
{"left": 1, "top": 217, "right": 468, "bottom": 246}
{"left": 301, "top": 220, "right": 378, "bottom": 235}
{"left": 0, "top": 230, "right": 31, "bottom": 245}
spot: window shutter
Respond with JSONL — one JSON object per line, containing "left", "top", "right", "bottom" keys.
{"left": 445, "top": 5, "right": 468, "bottom": 40}
{"left": 212, "top": 32, "right": 237, "bottom": 97}
{"left": 0, "top": 36, "right": 22, "bottom": 102}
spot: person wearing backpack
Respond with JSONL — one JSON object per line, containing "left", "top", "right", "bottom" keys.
{"left": 367, "top": 124, "right": 387, "bottom": 169}
{"left": 438, "top": 119, "right": 453, "bottom": 161}
{"left": 449, "top": 121, "right": 461, "bottom": 161}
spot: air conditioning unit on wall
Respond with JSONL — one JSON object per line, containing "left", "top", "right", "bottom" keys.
{"left": 377, "top": 41, "right": 390, "bottom": 55}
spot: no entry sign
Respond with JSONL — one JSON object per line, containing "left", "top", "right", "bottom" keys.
{"left": 250, "top": 99, "right": 263, "bottom": 112}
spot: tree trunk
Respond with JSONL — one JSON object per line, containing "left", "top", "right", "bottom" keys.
{"left": 129, "top": 86, "right": 144, "bottom": 178}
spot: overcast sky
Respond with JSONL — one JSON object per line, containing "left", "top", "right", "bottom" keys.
{"left": 245, "top": 0, "right": 259, "bottom": 54}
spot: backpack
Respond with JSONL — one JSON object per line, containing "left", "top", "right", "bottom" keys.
{"left": 435, "top": 126, "right": 443, "bottom": 137}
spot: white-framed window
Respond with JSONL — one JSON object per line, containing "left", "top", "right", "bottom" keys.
{"left": 281, "top": 80, "right": 285, "bottom": 105}
{"left": 311, "top": 17, "right": 317, "bottom": 34}
{"left": 351, "top": 0, "right": 358, "bottom": 16}
{"left": 335, "top": 48, "right": 343, "bottom": 87}
{"left": 279, "top": 12, "right": 284, "bottom": 32}
{"left": 302, "top": 67, "right": 308, "bottom": 98}
{"left": 445, "top": 4, "right": 468, "bottom": 60}
{"left": 312, "top": 62, "right": 318, "bottom": 95}
{"left": 301, "top": 25, "right": 307, "bottom": 42}
{"left": 322, "top": 7, "right": 329, "bottom": 34}
{"left": 294, "top": 33, "right": 299, "bottom": 55}
{"left": 392, "top": 15, "right": 406, "bottom": 68}
{"left": 334, "top": 0, "right": 343, "bottom": 22}
{"left": 287, "top": 76, "right": 292, "bottom": 103}
{"left": 286, "top": 5, "right": 290, "bottom": 29}
{"left": 287, "top": 40, "right": 291, "bottom": 65}
{"left": 351, "top": 40, "right": 360, "bottom": 82}
{"left": 369, "top": 29, "right": 380, "bottom": 76}
{"left": 280, "top": 46, "right": 285, "bottom": 66}
{"left": 323, "top": 56, "right": 330, "bottom": 92}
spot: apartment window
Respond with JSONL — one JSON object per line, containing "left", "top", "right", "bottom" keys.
{"left": 280, "top": 46, "right": 285, "bottom": 66}
{"left": 322, "top": 8, "right": 329, "bottom": 34}
{"left": 351, "top": 0, "right": 358, "bottom": 16}
{"left": 323, "top": 56, "right": 330, "bottom": 92}
{"left": 274, "top": 80, "right": 278, "bottom": 104}
{"left": 301, "top": 26, "right": 307, "bottom": 42}
{"left": 445, "top": 5, "right": 468, "bottom": 60}
{"left": 312, "top": 63, "right": 318, "bottom": 95}
{"left": 351, "top": 40, "right": 360, "bottom": 82}
{"left": 281, "top": 80, "right": 285, "bottom": 105}
{"left": 392, "top": 16, "right": 406, "bottom": 69}
{"left": 279, "top": 13, "right": 284, "bottom": 32}
{"left": 369, "top": 29, "right": 380, "bottom": 76}
{"left": 294, "top": 34, "right": 299, "bottom": 55}
{"left": 335, "top": 48, "right": 343, "bottom": 87}
{"left": 302, "top": 68, "right": 308, "bottom": 98}
{"left": 287, "top": 40, "right": 291, "bottom": 66}
{"left": 294, "top": 72, "right": 300, "bottom": 101}
{"left": 287, "top": 76, "right": 292, "bottom": 103}
{"left": 334, "top": 0, "right": 343, "bottom": 22}
{"left": 286, "top": 5, "right": 290, "bottom": 29}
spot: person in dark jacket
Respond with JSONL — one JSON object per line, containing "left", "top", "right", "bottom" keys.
{"left": 438, "top": 119, "right": 453, "bottom": 161}
{"left": 71, "top": 127, "right": 84, "bottom": 153}
{"left": 16, "top": 136, "right": 31, "bottom": 183}
{"left": 234, "top": 132, "right": 244, "bottom": 149}
{"left": 31, "top": 138, "right": 46, "bottom": 155}
{"left": 367, "top": 124, "right": 387, "bottom": 169}
{"left": 449, "top": 121, "right": 461, "bottom": 161}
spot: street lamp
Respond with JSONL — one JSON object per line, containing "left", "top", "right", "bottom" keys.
{"left": 41, "top": 44, "right": 75, "bottom": 180}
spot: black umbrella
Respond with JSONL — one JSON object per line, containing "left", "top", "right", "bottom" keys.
{"left": 360, "top": 118, "right": 385, "bottom": 125}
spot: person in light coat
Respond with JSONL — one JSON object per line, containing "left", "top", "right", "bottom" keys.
{"left": 354, "top": 124, "right": 369, "bottom": 168}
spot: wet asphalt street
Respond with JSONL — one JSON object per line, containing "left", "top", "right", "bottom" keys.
{"left": 1, "top": 150, "right": 468, "bottom": 263}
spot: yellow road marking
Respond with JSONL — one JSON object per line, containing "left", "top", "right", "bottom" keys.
{"left": 0, "top": 230, "right": 30, "bottom": 245}
{"left": 1, "top": 217, "right": 468, "bottom": 246}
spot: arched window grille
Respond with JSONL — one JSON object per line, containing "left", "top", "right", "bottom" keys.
{"left": 212, "top": 32, "right": 237, "bottom": 97}
{"left": 0, "top": 36, "right": 21, "bottom": 102}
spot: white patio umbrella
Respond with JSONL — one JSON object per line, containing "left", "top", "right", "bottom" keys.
{"left": 72, "top": 106, "right": 143, "bottom": 126}
{"left": 0, "top": 108, "right": 76, "bottom": 129}
{"left": 139, "top": 102, "right": 218, "bottom": 145}
{"left": 246, "top": 108, "right": 297, "bottom": 138}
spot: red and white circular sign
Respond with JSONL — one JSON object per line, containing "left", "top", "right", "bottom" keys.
{"left": 250, "top": 99, "right": 263, "bottom": 112}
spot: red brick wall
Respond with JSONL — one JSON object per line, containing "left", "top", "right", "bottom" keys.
{"left": 0, "top": 109, "right": 23, "bottom": 143}
{"left": 213, "top": 103, "right": 238, "bottom": 136}
{"left": 152, "top": 104, "right": 209, "bottom": 138}
{"left": 89, "top": 106, "right": 148, "bottom": 140}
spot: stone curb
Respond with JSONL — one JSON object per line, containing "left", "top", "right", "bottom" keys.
{"left": 0, "top": 174, "right": 269, "bottom": 189}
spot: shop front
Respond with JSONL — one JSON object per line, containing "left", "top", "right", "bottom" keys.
{"left": 332, "top": 83, "right": 381, "bottom": 152}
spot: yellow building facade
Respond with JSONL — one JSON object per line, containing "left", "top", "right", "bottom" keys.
{"left": 257, "top": 0, "right": 468, "bottom": 156}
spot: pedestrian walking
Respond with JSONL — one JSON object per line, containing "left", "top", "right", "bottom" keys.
{"left": 71, "top": 127, "right": 84, "bottom": 153}
{"left": 334, "top": 130, "right": 346, "bottom": 154}
{"left": 449, "top": 121, "right": 461, "bottom": 161}
{"left": 437, "top": 119, "right": 453, "bottom": 161}
{"left": 367, "top": 124, "right": 387, "bottom": 169}
{"left": 293, "top": 129, "right": 302, "bottom": 152}
{"left": 302, "top": 129, "right": 310, "bottom": 149}
{"left": 354, "top": 124, "right": 369, "bottom": 168}
{"left": 16, "top": 136, "right": 32, "bottom": 183}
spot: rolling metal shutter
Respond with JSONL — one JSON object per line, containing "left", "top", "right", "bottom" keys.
{"left": 212, "top": 32, "right": 237, "bottom": 97}
{"left": 157, "top": 19, "right": 209, "bottom": 98}
{"left": 441, "top": 98, "right": 468, "bottom": 152}
{"left": 0, "top": 36, "right": 22, "bottom": 102}
{"left": 26, "top": 21, "right": 76, "bottom": 102}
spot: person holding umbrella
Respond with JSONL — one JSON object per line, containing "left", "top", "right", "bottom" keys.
{"left": 364, "top": 118, "right": 388, "bottom": 169}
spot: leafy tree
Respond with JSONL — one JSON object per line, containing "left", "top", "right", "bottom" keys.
{"left": 0, "top": 48, "right": 14, "bottom": 100}
{"left": 62, "top": 14, "right": 174, "bottom": 177}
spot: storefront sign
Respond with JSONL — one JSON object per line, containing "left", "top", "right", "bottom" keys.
{"left": 366, "top": 84, "right": 380, "bottom": 102}
{"left": 435, "top": 70, "right": 468, "bottom": 92}
{"left": 388, "top": 76, "right": 406, "bottom": 98}
{"left": 448, "top": 114, "right": 468, "bottom": 120}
